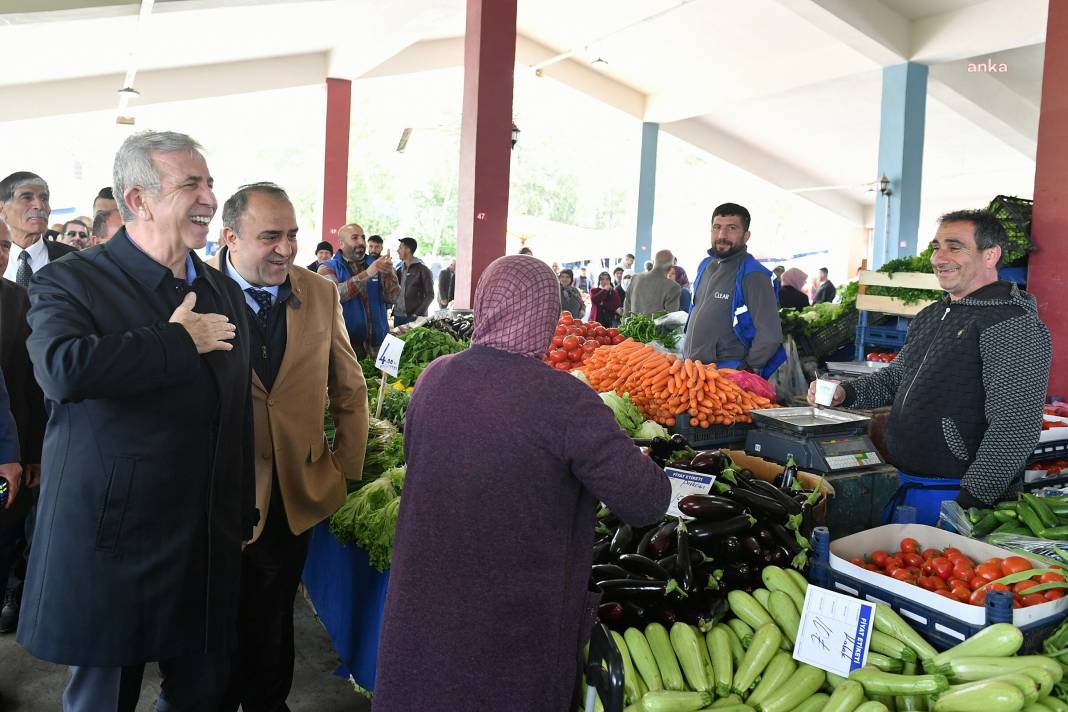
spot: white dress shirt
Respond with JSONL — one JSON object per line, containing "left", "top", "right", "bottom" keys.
{"left": 4, "top": 237, "right": 50, "bottom": 283}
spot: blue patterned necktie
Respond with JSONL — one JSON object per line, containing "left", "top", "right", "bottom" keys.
{"left": 15, "top": 251, "right": 31, "bottom": 289}
{"left": 246, "top": 288, "right": 272, "bottom": 331}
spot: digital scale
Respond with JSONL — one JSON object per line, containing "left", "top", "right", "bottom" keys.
{"left": 744, "top": 407, "right": 884, "bottom": 474}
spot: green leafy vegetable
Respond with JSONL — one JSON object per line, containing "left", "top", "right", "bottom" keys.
{"left": 633, "top": 420, "right": 670, "bottom": 440}
{"left": 618, "top": 313, "right": 681, "bottom": 349}
{"left": 600, "top": 391, "right": 645, "bottom": 434}
{"left": 396, "top": 327, "right": 467, "bottom": 385}
{"left": 329, "top": 476, "right": 396, "bottom": 544}
{"left": 355, "top": 495, "right": 402, "bottom": 572}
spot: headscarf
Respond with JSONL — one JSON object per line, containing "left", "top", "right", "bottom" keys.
{"left": 471, "top": 255, "right": 561, "bottom": 358}
{"left": 671, "top": 266, "right": 690, "bottom": 287}
{"left": 781, "top": 267, "right": 808, "bottom": 292}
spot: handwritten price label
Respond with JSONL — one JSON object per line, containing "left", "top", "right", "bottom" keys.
{"left": 374, "top": 334, "right": 407, "bottom": 378}
{"left": 663, "top": 468, "right": 716, "bottom": 519}
{"left": 793, "top": 585, "right": 874, "bottom": 678}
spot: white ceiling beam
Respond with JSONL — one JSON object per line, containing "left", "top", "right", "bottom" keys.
{"left": 0, "top": 52, "right": 327, "bottom": 123}
{"left": 661, "top": 117, "right": 868, "bottom": 226}
{"left": 772, "top": 0, "right": 909, "bottom": 66}
{"left": 927, "top": 63, "right": 1038, "bottom": 159}
{"left": 910, "top": 0, "right": 1047, "bottom": 63}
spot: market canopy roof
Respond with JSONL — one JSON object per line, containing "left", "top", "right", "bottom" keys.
{"left": 0, "top": 0, "right": 1044, "bottom": 227}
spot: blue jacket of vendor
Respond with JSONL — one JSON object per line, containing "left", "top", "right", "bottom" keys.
{"left": 322, "top": 251, "right": 390, "bottom": 350}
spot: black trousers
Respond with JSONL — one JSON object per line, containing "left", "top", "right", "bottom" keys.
{"left": 63, "top": 651, "right": 229, "bottom": 712}
{"left": 221, "top": 478, "right": 311, "bottom": 712}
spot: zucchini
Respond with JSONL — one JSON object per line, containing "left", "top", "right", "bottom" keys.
{"left": 786, "top": 693, "right": 829, "bottom": 712}
{"left": 732, "top": 623, "right": 782, "bottom": 695}
{"left": 895, "top": 659, "right": 928, "bottom": 711}
{"left": 706, "top": 625, "right": 734, "bottom": 698}
{"left": 762, "top": 565, "right": 806, "bottom": 611}
{"left": 870, "top": 631, "right": 917, "bottom": 663}
{"left": 753, "top": 588, "right": 771, "bottom": 609}
{"left": 611, "top": 629, "right": 644, "bottom": 704}
{"left": 626, "top": 627, "right": 664, "bottom": 692}
{"left": 671, "top": 622, "right": 712, "bottom": 693}
{"left": 728, "top": 590, "right": 775, "bottom": 630}
{"left": 1021, "top": 704, "right": 1053, "bottom": 712}
{"left": 692, "top": 624, "right": 716, "bottom": 691}
{"left": 745, "top": 651, "right": 797, "bottom": 706}
{"left": 709, "top": 694, "right": 743, "bottom": 708}
{"left": 767, "top": 590, "right": 800, "bottom": 647}
{"left": 826, "top": 672, "right": 848, "bottom": 690}
{"left": 727, "top": 618, "right": 755, "bottom": 647}
{"left": 987, "top": 672, "right": 1041, "bottom": 705}
{"left": 755, "top": 664, "right": 826, "bottom": 712}
{"left": 925, "top": 624, "right": 1024, "bottom": 671}
{"left": 646, "top": 622, "right": 687, "bottom": 692}
{"left": 854, "top": 703, "right": 890, "bottom": 712}
{"left": 699, "top": 705, "right": 753, "bottom": 712}
{"left": 717, "top": 623, "right": 746, "bottom": 668}
{"left": 641, "top": 690, "right": 714, "bottom": 712}
{"left": 1020, "top": 668, "right": 1055, "bottom": 698}
{"left": 930, "top": 656, "right": 1063, "bottom": 685}
{"left": 821, "top": 679, "right": 866, "bottom": 712}
{"left": 784, "top": 568, "right": 809, "bottom": 595}
{"left": 1039, "top": 698, "right": 1068, "bottom": 712}
{"left": 849, "top": 668, "right": 949, "bottom": 696}
{"left": 867, "top": 651, "right": 906, "bottom": 674}
{"left": 873, "top": 604, "right": 938, "bottom": 662}
{"left": 931, "top": 680, "right": 1025, "bottom": 712}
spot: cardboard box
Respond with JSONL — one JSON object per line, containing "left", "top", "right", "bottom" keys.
{"left": 830, "top": 523, "right": 1068, "bottom": 627}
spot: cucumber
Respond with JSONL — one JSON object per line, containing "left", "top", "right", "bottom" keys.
{"left": 709, "top": 694, "right": 743, "bottom": 708}
{"left": 745, "top": 651, "right": 796, "bottom": 706}
{"left": 767, "top": 590, "right": 801, "bottom": 647}
{"left": 854, "top": 703, "right": 890, "bottom": 712}
{"left": 786, "top": 693, "right": 829, "bottom": 712}
{"left": 849, "top": 668, "right": 949, "bottom": 696}
{"left": 930, "top": 656, "right": 1063, "bottom": 685}
{"left": 873, "top": 604, "right": 938, "bottom": 662}
{"left": 729, "top": 590, "right": 775, "bottom": 630}
{"left": 867, "top": 651, "right": 906, "bottom": 674}
{"left": 671, "top": 622, "right": 712, "bottom": 693}
{"left": 611, "top": 630, "right": 643, "bottom": 704}
{"left": 762, "top": 565, "right": 806, "bottom": 611}
{"left": 706, "top": 625, "right": 734, "bottom": 698}
{"left": 926, "top": 624, "right": 1024, "bottom": 671}
{"left": 987, "top": 672, "right": 1041, "bottom": 705}
{"left": 821, "top": 679, "right": 866, "bottom": 712}
{"left": 931, "top": 680, "right": 1025, "bottom": 712}
{"left": 626, "top": 627, "right": 664, "bottom": 692}
{"left": 641, "top": 690, "right": 714, "bottom": 712}
{"left": 727, "top": 618, "right": 755, "bottom": 647}
{"left": 784, "top": 568, "right": 809, "bottom": 595}
{"left": 717, "top": 623, "right": 746, "bottom": 668}
{"left": 1039, "top": 698, "right": 1068, "bottom": 712}
{"left": 646, "top": 623, "right": 687, "bottom": 692}
{"left": 753, "top": 588, "right": 771, "bottom": 609}
{"left": 732, "top": 623, "right": 782, "bottom": 695}
{"left": 870, "top": 631, "right": 918, "bottom": 663}
{"left": 755, "top": 664, "right": 826, "bottom": 712}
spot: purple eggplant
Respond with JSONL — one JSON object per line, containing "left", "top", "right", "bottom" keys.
{"left": 678, "top": 494, "right": 745, "bottom": 520}
{"left": 719, "top": 535, "right": 743, "bottom": 559}
{"left": 592, "top": 537, "right": 612, "bottom": 564}
{"left": 748, "top": 478, "right": 803, "bottom": 515}
{"left": 598, "top": 602, "right": 624, "bottom": 624}
{"left": 720, "top": 487, "right": 789, "bottom": 523}
{"left": 688, "top": 516, "right": 755, "bottom": 554}
{"left": 609, "top": 523, "right": 634, "bottom": 556}
{"left": 592, "top": 564, "right": 631, "bottom": 582}
{"left": 634, "top": 526, "right": 658, "bottom": 558}
{"left": 618, "top": 554, "right": 670, "bottom": 582}
{"left": 689, "top": 450, "right": 727, "bottom": 476}
{"left": 648, "top": 520, "right": 679, "bottom": 558}
{"left": 676, "top": 522, "right": 695, "bottom": 595}
{"left": 597, "top": 578, "right": 684, "bottom": 602}
{"left": 723, "top": 561, "right": 755, "bottom": 590}
{"left": 739, "top": 534, "right": 766, "bottom": 563}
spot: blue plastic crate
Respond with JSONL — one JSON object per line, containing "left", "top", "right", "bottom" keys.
{"left": 809, "top": 526, "right": 1068, "bottom": 652}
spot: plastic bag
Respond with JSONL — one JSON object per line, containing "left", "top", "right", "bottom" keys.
{"left": 724, "top": 370, "right": 777, "bottom": 402}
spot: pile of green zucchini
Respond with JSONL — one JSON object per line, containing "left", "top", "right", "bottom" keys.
{"left": 965, "top": 493, "right": 1068, "bottom": 540}
{"left": 583, "top": 564, "right": 1068, "bottom": 712}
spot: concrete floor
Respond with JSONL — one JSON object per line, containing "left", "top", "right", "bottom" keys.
{"left": 0, "top": 590, "right": 371, "bottom": 711}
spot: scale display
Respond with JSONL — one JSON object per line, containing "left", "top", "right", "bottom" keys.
{"left": 814, "top": 436, "right": 883, "bottom": 470}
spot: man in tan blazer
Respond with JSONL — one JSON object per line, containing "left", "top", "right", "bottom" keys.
{"left": 210, "top": 182, "right": 368, "bottom": 712}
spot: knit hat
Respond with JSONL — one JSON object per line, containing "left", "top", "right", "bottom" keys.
{"left": 315, "top": 241, "right": 333, "bottom": 253}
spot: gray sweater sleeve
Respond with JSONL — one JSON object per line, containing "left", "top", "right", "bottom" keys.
{"left": 742, "top": 272, "right": 784, "bottom": 370}
{"left": 961, "top": 316, "right": 1051, "bottom": 504}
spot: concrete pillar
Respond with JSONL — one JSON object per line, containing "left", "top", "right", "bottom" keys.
{"left": 872, "top": 62, "right": 928, "bottom": 268}
{"left": 1028, "top": 1, "right": 1068, "bottom": 395}
{"left": 454, "top": 0, "right": 517, "bottom": 309}
{"left": 634, "top": 122, "right": 659, "bottom": 266}
{"left": 321, "top": 77, "right": 351, "bottom": 248}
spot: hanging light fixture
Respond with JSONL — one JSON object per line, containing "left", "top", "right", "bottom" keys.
{"left": 511, "top": 123, "right": 520, "bottom": 149}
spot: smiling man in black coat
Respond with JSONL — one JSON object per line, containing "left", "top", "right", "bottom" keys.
{"left": 17, "top": 130, "right": 256, "bottom": 712}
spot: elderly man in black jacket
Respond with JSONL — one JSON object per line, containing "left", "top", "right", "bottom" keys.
{"left": 18, "top": 130, "right": 256, "bottom": 712}
{"left": 0, "top": 172, "right": 76, "bottom": 288}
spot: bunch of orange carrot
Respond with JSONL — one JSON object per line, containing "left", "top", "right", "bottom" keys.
{"left": 581, "top": 340, "right": 775, "bottom": 428}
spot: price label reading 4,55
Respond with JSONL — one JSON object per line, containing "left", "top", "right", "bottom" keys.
{"left": 663, "top": 468, "right": 716, "bottom": 519}
{"left": 374, "top": 334, "right": 407, "bottom": 378}
{"left": 793, "top": 584, "right": 874, "bottom": 679}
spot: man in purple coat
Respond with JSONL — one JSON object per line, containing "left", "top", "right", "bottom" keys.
{"left": 374, "top": 255, "right": 671, "bottom": 711}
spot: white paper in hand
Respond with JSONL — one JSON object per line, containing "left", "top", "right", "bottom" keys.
{"left": 792, "top": 584, "right": 874, "bottom": 678}
{"left": 663, "top": 468, "right": 716, "bottom": 518}
{"left": 374, "top": 334, "right": 407, "bottom": 378}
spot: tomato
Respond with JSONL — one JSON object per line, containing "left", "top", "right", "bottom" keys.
{"left": 582, "top": 340, "right": 599, "bottom": 353}
{"left": 549, "top": 349, "right": 568, "bottom": 363}
{"left": 935, "top": 590, "right": 956, "bottom": 600}
{"left": 984, "top": 557, "right": 1005, "bottom": 570}
{"left": 944, "top": 547, "right": 963, "bottom": 558}
{"left": 906, "top": 566, "right": 921, "bottom": 577}
{"left": 550, "top": 335, "right": 564, "bottom": 348}
{"left": 1022, "top": 593, "right": 1048, "bottom": 607}
{"left": 929, "top": 577, "right": 948, "bottom": 590}
{"left": 889, "top": 568, "right": 912, "bottom": 582}
{"left": 900, "top": 538, "right": 920, "bottom": 555}
{"left": 1001, "top": 556, "right": 1033, "bottom": 576}
{"left": 866, "top": 564, "right": 882, "bottom": 573}
{"left": 975, "top": 563, "right": 1003, "bottom": 584}
{"left": 554, "top": 361, "right": 571, "bottom": 370}
{"left": 952, "top": 564, "right": 975, "bottom": 582}
{"left": 903, "top": 552, "right": 924, "bottom": 568}
{"left": 554, "top": 325, "right": 567, "bottom": 336}
{"left": 947, "top": 578, "right": 969, "bottom": 591}
{"left": 569, "top": 326, "right": 585, "bottom": 337}
{"left": 567, "top": 349, "right": 583, "bottom": 363}
{"left": 870, "top": 551, "right": 888, "bottom": 568}
{"left": 611, "top": 335, "right": 626, "bottom": 344}
{"left": 917, "top": 576, "right": 934, "bottom": 590}
{"left": 932, "top": 557, "right": 955, "bottom": 580}
{"left": 561, "top": 336, "right": 579, "bottom": 352}
{"left": 606, "top": 328, "right": 619, "bottom": 337}
{"left": 1014, "top": 580, "right": 1039, "bottom": 595}
{"left": 970, "top": 588, "right": 988, "bottom": 606}
{"left": 1045, "top": 590, "right": 1065, "bottom": 601}
{"left": 920, "top": 560, "right": 935, "bottom": 576}
{"left": 884, "top": 558, "right": 904, "bottom": 572}
{"left": 922, "top": 548, "right": 942, "bottom": 561}
{"left": 950, "top": 586, "right": 971, "bottom": 602}
{"left": 1040, "top": 572, "right": 1066, "bottom": 584}
{"left": 850, "top": 558, "right": 865, "bottom": 567}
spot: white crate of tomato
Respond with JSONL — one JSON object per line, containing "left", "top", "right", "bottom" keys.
{"left": 830, "top": 524, "right": 1068, "bottom": 627}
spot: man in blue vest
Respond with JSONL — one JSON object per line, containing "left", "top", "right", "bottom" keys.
{"left": 318, "top": 222, "right": 400, "bottom": 359}
{"left": 686, "top": 203, "right": 785, "bottom": 380}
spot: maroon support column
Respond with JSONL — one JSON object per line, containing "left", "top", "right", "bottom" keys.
{"left": 454, "top": 0, "right": 517, "bottom": 308}
{"left": 1030, "top": 2, "right": 1068, "bottom": 396}
{"left": 321, "top": 77, "right": 352, "bottom": 248}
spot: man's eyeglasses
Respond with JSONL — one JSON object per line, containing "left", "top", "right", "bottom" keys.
{"left": 65, "top": 231, "right": 88, "bottom": 238}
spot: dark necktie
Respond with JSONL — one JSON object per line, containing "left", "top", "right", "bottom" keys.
{"left": 246, "top": 287, "right": 272, "bottom": 331}
{"left": 15, "top": 251, "right": 32, "bottom": 289}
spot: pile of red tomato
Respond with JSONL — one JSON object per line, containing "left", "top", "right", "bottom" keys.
{"left": 543, "top": 312, "right": 626, "bottom": 371}
{"left": 849, "top": 537, "right": 1065, "bottom": 608}
{"left": 865, "top": 351, "right": 898, "bottom": 363}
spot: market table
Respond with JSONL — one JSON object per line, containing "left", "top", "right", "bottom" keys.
{"left": 302, "top": 521, "right": 389, "bottom": 692}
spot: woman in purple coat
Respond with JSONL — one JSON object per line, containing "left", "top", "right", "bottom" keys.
{"left": 374, "top": 256, "right": 671, "bottom": 711}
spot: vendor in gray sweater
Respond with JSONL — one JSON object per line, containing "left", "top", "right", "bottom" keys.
{"left": 623, "top": 249, "right": 681, "bottom": 316}
{"left": 685, "top": 203, "right": 785, "bottom": 378}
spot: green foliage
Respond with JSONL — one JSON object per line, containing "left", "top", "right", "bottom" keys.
{"left": 868, "top": 246, "right": 943, "bottom": 304}
{"left": 619, "top": 312, "right": 681, "bottom": 349}
{"left": 397, "top": 327, "right": 468, "bottom": 386}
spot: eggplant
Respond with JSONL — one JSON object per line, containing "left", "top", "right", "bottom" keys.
{"left": 592, "top": 537, "right": 612, "bottom": 564}
{"left": 634, "top": 526, "right": 658, "bottom": 558}
{"left": 622, "top": 600, "right": 649, "bottom": 628}
{"left": 596, "top": 578, "right": 670, "bottom": 601}
{"left": 619, "top": 554, "right": 671, "bottom": 582}
{"left": 755, "top": 527, "right": 777, "bottom": 549}
{"left": 598, "top": 601, "right": 624, "bottom": 624}
{"left": 739, "top": 534, "right": 766, "bottom": 563}
{"left": 651, "top": 605, "right": 678, "bottom": 626}
{"left": 648, "top": 520, "right": 679, "bottom": 558}
{"left": 689, "top": 450, "right": 726, "bottom": 476}
{"left": 677, "top": 494, "right": 744, "bottom": 520}
{"left": 723, "top": 561, "right": 755, "bottom": 590}
{"left": 657, "top": 554, "right": 677, "bottom": 574}
{"left": 719, "top": 536, "right": 743, "bottom": 559}
{"left": 676, "top": 522, "right": 695, "bottom": 595}
{"left": 666, "top": 458, "right": 693, "bottom": 469}
{"left": 801, "top": 503, "right": 815, "bottom": 537}
{"left": 768, "top": 522, "right": 802, "bottom": 556}
{"left": 591, "top": 564, "right": 631, "bottom": 582}
{"left": 776, "top": 455, "right": 798, "bottom": 489}
{"left": 688, "top": 516, "right": 755, "bottom": 554}
{"left": 648, "top": 437, "right": 676, "bottom": 464}
{"left": 678, "top": 595, "right": 729, "bottom": 632}
{"left": 761, "top": 550, "right": 776, "bottom": 567}
{"left": 609, "top": 523, "right": 634, "bottom": 556}
{"left": 748, "top": 478, "right": 803, "bottom": 515}
{"left": 771, "top": 546, "right": 792, "bottom": 567}
{"left": 720, "top": 487, "right": 789, "bottom": 523}
{"left": 669, "top": 433, "right": 689, "bottom": 449}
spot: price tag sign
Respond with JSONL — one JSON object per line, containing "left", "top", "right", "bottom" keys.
{"left": 374, "top": 334, "right": 406, "bottom": 378}
{"left": 663, "top": 468, "right": 716, "bottom": 518}
{"left": 793, "top": 584, "right": 874, "bottom": 678}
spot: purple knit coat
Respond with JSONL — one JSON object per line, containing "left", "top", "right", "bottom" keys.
{"left": 372, "top": 346, "right": 671, "bottom": 711}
